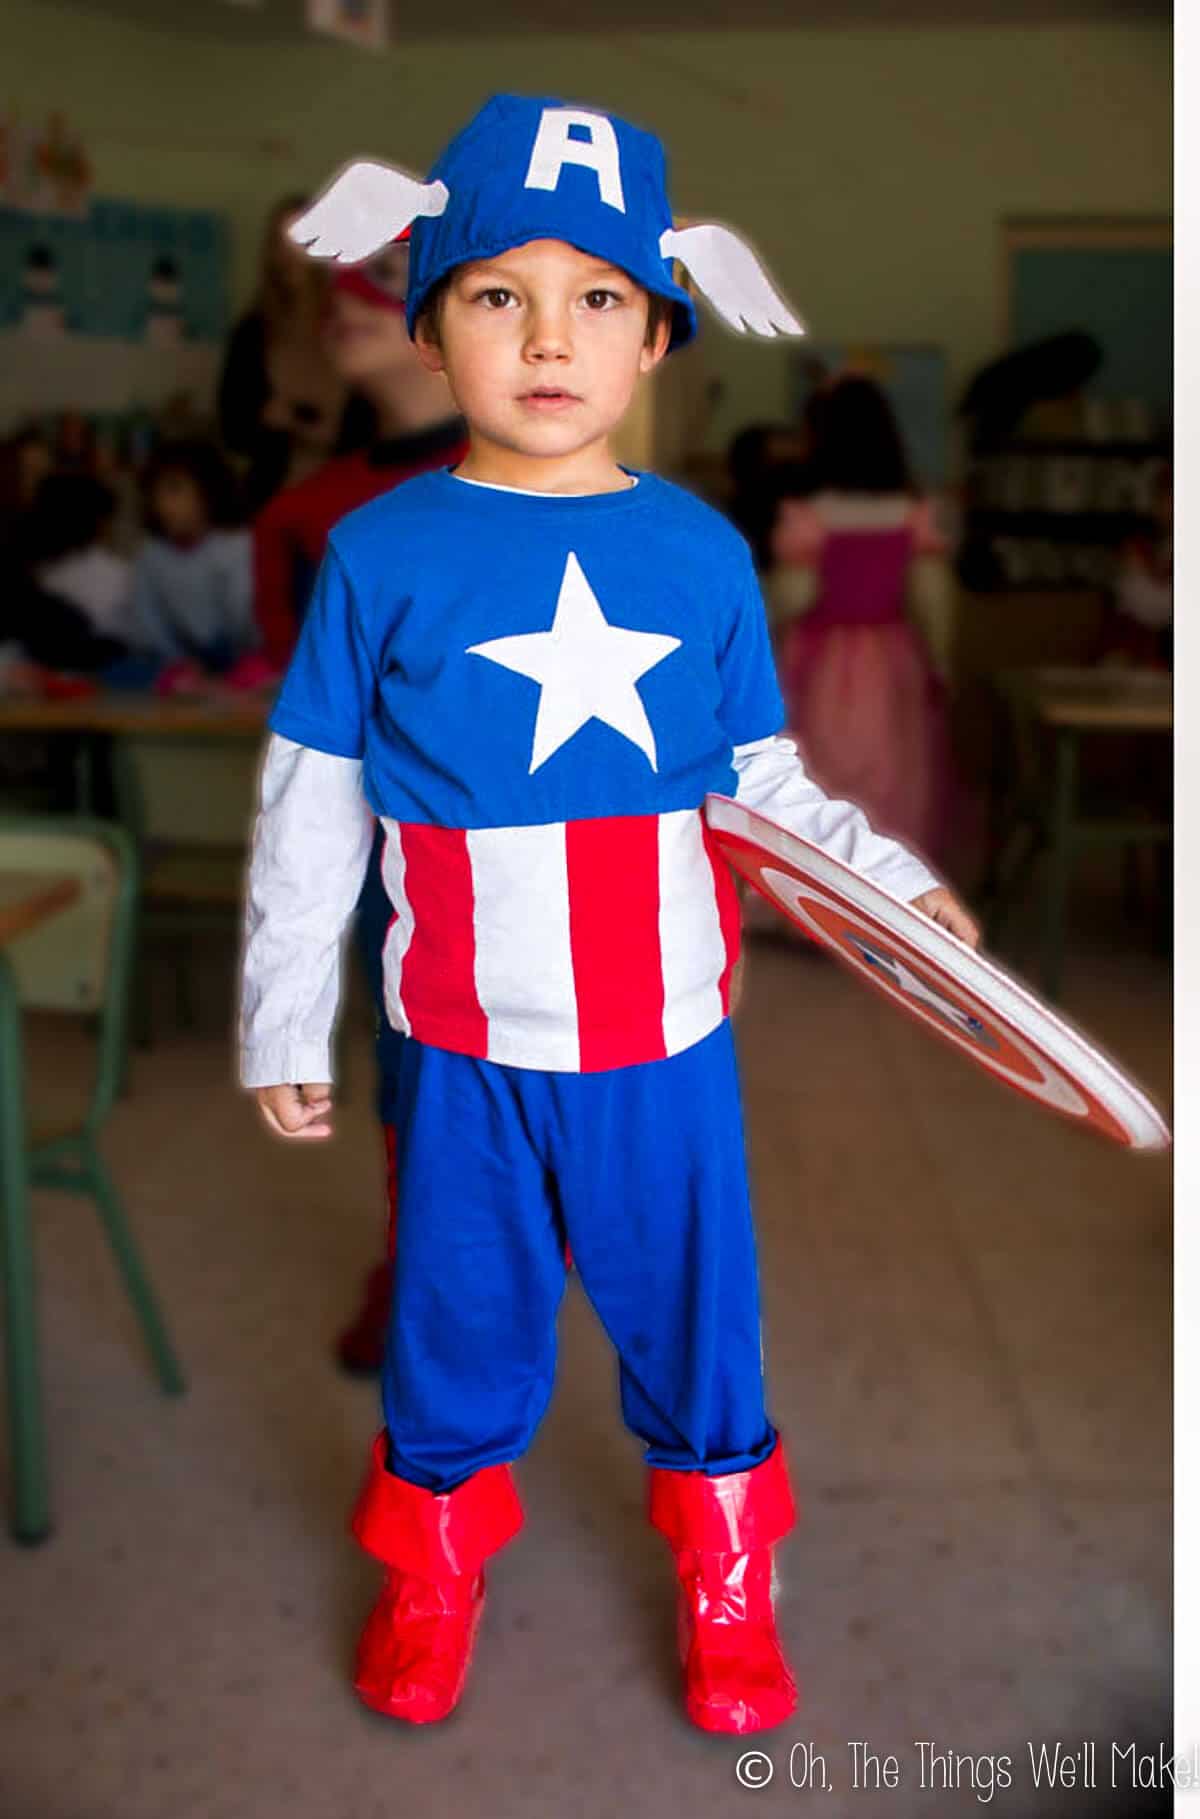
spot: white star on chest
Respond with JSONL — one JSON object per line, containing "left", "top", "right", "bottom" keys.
{"left": 467, "top": 550, "right": 681, "bottom": 774}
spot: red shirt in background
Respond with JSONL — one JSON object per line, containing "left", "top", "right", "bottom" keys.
{"left": 253, "top": 417, "right": 469, "bottom": 665}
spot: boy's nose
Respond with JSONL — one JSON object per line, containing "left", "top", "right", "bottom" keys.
{"left": 524, "top": 308, "right": 573, "bottom": 362}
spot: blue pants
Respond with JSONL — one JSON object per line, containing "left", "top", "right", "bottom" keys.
{"left": 380, "top": 1023, "right": 777, "bottom": 1493}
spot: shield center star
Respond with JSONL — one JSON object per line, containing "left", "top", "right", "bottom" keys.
{"left": 467, "top": 550, "right": 681, "bottom": 774}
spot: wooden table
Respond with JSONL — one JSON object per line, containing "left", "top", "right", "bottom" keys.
{"left": 0, "top": 692, "right": 270, "bottom": 737}
{"left": 986, "top": 666, "right": 1172, "bottom": 1000}
{"left": 0, "top": 691, "right": 272, "bottom": 833}
{"left": 0, "top": 871, "right": 82, "bottom": 1543}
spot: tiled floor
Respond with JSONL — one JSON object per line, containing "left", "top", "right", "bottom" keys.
{"left": 2, "top": 878, "right": 1171, "bottom": 1818}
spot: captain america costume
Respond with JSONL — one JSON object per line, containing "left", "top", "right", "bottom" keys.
{"left": 240, "top": 90, "right": 948, "bottom": 1732}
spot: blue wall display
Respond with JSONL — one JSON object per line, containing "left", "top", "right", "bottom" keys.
{"left": 0, "top": 197, "right": 228, "bottom": 340}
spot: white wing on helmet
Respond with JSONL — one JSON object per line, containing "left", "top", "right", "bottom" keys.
{"left": 288, "top": 160, "right": 449, "bottom": 264}
{"left": 660, "top": 224, "right": 805, "bottom": 339}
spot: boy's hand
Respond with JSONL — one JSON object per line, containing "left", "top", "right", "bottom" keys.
{"left": 255, "top": 1082, "right": 334, "bottom": 1140}
{"left": 911, "top": 886, "right": 981, "bottom": 949}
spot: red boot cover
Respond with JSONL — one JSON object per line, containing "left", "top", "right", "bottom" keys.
{"left": 646, "top": 1438, "right": 795, "bottom": 1553}
{"left": 351, "top": 1433, "right": 524, "bottom": 1577}
{"left": 349, "top": 1435, "right": 523, "bottom": 1723}
{"left": 648, "top": 1443, "right": 798, "bottom": 1736}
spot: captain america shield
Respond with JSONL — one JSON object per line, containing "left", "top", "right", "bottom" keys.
{"left": 706, "top": 794, "right": 1170, "bottom": 1152}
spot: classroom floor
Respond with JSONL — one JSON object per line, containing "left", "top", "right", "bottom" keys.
{"left": 3, "top": 866, "right": 1172, "bottom": 1819}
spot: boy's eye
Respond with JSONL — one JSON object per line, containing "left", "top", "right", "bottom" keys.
{"left": 476, "top": 287, "right": 515, "bottom": 308}
{"left": 583, "top": 289, "right": 622, "bottom": 310}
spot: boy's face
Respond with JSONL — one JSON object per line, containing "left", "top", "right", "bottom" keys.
{"left": 414, "top": 239, "right": 670, "bottom": 466}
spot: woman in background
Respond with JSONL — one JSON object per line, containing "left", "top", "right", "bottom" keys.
{"left": 767, "top": 374, "right": 958, "bottom": 870}
{"left": 218, "top": 195, "right": 347, "bottom": 513}
{"left": 251, "top": 231, "right": 467, "bottom": 668}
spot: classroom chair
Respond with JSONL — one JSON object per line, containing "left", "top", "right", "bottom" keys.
{"left": 0, "top": 816, "right": 185, "bottom": 1544}
{"left": 110, "top": 735, "right": 256, "bottom": 1041}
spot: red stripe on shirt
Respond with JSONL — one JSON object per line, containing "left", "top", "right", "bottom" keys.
{"left": 703, "top": 821, "right": 742, "bottom": 1016}
{"left": 566, "top": 816, "right": 666, "bottom": 1072}
{"left": 399, "top": 825, "right": 488, "bottom": 1057}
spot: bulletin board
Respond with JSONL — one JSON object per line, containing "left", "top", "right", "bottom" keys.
{"left": 0, "top": 196, "right": 229, "bottom": 431}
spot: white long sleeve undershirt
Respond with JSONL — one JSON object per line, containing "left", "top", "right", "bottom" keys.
{"left": 238, "top": 731, "right": 942, "bottom": 1088}
{"left": 239, "top": 736, "right": 375, "bottom": 1089}
{"left": 729, "top": 732, "right": 940, "bottom": 904}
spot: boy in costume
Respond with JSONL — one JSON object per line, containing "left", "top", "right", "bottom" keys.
{"left": 239, "top": 93, "right": 978, "bottom": 1736}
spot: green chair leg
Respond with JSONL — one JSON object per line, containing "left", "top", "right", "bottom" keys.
{"left": 983, "top": 820, "right": 1041, "bottom": 950}
{"left": 0, "top": 957, "right": 50, "bottom": 1544}
{"left": 130, "top": 887, "right": 154, "bottom": 1055}
{"left": 85, "top": 1144, "right": 186, "bottom": 1396}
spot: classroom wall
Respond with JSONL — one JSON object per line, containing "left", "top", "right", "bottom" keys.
{"left": 2, "top": 1, "right": 1171, "bottom": 454}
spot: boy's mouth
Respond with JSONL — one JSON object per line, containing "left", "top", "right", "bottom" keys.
{"left": 518, "top": 385, "right": 582, "bottom": 411}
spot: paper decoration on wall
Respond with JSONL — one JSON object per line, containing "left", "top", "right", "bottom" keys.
{"left": 0, "top": 198, "right": 229, "bottom": 429}
{"left": 792, "top": 343, "right": 948, "bottom": 489}
{"left": 0, "top": 112, "right": 93, "bottom": 217}
{"left": 306, "top": 0, "right": 390, "bottom": 48}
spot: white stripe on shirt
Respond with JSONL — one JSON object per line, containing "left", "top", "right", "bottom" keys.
{"left": 468, "top": 821, "right": 580, "bottom": 1071}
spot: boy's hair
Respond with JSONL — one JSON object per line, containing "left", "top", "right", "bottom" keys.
{"left": 141, "top": 438, "right": 241, "bottom": 535}
{"left": 415, "top": 268, "right": 674, "bottom": 351}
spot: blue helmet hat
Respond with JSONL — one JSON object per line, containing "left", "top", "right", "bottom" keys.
{"left": 291, "top": 92, "right": 804, "bottom": 353}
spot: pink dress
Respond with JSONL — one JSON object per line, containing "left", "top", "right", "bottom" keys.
{"left": 771, "top": 492, "right": 953, "bottom": 871}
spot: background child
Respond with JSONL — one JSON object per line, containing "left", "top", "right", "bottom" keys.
{"left": 240, "top": 94, "right": 977, "bottom": 1740}
{"left": 767, "top": 372, "right": 959, "bottom": 870}
{"left": 1103, "top": 460, "right": 1172, "bottom": 670}
{"left": 0, "top": 460, "right": 133, "bottom": 683}
{"left": 27, "top": 471, "right": 132, "bottom": 643}
{"left": 131, "top": 439, "right": 257, "bottom": 686}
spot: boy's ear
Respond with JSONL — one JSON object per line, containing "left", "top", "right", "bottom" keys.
{"left": 412, "top": 319, "right": 446, "bottom": 374}
{"left": 638, "top": 313, "right": 672, "bottom": 376}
